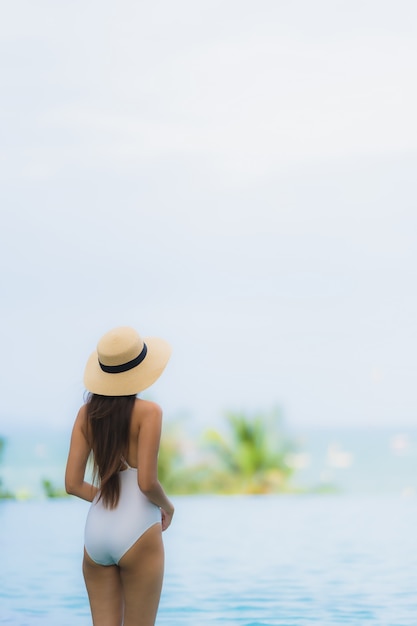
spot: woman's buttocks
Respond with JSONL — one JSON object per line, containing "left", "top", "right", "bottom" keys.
{"left": 84, "top": 468, "right": 161, "bottom": 566}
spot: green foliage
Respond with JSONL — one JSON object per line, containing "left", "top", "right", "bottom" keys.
{"left": 158, "top": 421, "right": 211, "bottom": 494}
{"left": 41, "top": 479, "right": 68, "bottom": 498}
{"left": 157, "top": 423, "right": 183, "bottom": 490}
{"left": 158, "top": 408, "right": 298, "bottom": 495}
{"left": 0, "top": 478, "right": 14, "bottom": 499}
{"left": 203, "top": 408, "right": 296, "bottom": 494}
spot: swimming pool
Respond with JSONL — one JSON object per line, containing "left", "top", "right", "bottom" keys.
{"left": 1, "top": 494, "right": 416, "bottom": 625}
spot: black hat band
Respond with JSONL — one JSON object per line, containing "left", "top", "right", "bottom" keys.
{"left": 99, "top": 343, "right": 148, "bottom": 374}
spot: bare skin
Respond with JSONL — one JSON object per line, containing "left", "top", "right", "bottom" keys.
{"left": 65, "top": 398, "right": 174, "bottom": 626}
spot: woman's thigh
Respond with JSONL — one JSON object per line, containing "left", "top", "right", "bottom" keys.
{"left": 83, "top": 550, "right": 123, "bottom": 626}
{"left": 118, "top": 523, "right": 164, "bottom": 626}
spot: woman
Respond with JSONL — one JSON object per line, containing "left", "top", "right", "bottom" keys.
{"left": 65, "top": 326, "right": 175, "bottom": 626}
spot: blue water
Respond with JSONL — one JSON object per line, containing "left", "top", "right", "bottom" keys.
{"left": 1, "top": 494, "right": 417, "bottom": 625}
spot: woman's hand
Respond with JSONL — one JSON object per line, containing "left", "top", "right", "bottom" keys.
{"left": 161, "top": 506, "right": 174, "bottom": 531}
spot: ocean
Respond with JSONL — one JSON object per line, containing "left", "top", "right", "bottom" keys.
{"left": 1, "top": 494, "right": 417, "bottom": 625}
{"left": 1, "top": 427, "right": 417, "bottom": 624}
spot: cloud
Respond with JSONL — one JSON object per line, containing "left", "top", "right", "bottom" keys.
{"left": 2, "top": 1, "right": 417, "bottom": 186}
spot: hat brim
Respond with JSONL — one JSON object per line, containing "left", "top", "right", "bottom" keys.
{"left": 83, "top": 336, "right": 171, "bottom": 396}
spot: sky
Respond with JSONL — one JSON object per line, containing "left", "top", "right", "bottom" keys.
{"left": 1, "top": 0, "right": 416, "bottom": 435}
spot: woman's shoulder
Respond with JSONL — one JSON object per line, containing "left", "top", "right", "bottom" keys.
{"left": 132, "top": 398, "right": 163, "bottom": 421}
{"left": 75, "top": 403, "right": 88, "bottom": 420}
{"left": 73, "top": 404, "right": 89, "bottom": 435}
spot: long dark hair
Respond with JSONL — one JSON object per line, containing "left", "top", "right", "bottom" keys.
{"left": 86, "top": 392, "right": 136, "bottom": 509}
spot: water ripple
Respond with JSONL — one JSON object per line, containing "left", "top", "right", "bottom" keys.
{"left": 1, "top": 494, "right": 417, "bottom": 625}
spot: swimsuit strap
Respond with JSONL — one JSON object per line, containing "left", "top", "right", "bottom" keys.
{"left": 120, "top": 456, "right": 132, "bottom": 470}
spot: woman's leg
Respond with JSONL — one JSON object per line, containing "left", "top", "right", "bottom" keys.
{"left": 118, "top": 523, "right": 164, "bottom": 626}
{"left": 83, "top": 550, "right": 124, "bottom": 626}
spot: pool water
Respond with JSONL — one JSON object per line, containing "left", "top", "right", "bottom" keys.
{"left": 1, "top": 494, "right": 417, "bottom": 625}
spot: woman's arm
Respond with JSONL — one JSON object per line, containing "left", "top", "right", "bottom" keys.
{"left": 137, "top": 402, "right": 174, "bottom": 530}
{"left": 65, "top": 406, "right": 98, "bottom": 502}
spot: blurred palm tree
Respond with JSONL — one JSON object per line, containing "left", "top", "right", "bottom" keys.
{"left": 158, "top": 420, "right": 212, "bottom": 494}
{"left": 204, "top": 408, "right": 296, "bottom": 493}
{"left": 158, "top": 422, "right": 185, "bottom": 493}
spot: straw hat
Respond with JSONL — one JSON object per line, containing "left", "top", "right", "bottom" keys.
{"left": 84, "top": 326, "right": 171, "bottom": 396}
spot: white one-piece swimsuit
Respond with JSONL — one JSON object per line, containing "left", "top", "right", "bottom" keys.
{"left": 84, "top": 463, "right": 161, "bottom": 566}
